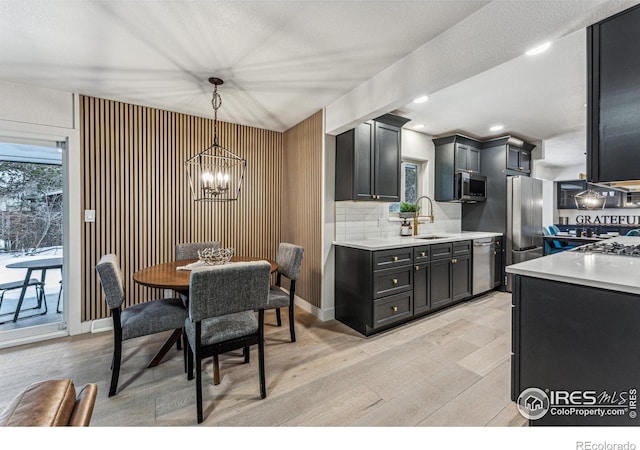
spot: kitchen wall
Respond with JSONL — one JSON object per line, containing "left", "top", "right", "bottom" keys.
{"left": 334, "top": 129, "right": 462, "bottom": 241}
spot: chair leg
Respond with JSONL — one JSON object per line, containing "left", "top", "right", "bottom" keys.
{"left": 213, "top": 355, "right": 221, "bottom": 385}
{"left": 275, "top": 308, "right": 282, "bottom": 326}
{"left": 109, "top": 338, "right": 122, "bottom": 397}
{"left": 288, "top": 305, "right": 296, "bottom": 343}
{"left": 258, "top": 310, "right": 266, "bottom": 399}
{"left": 56, "top": 282, "right": 63, "bottom": 313}
{"left": 244, "top": 345, "right": 250, "bottom": 363}
{"left": 196, "top": 350, "right": 203, "bottom": 424}
{"left": 187, "top": 341, "right": 194, "bottom": 380}
{"left": 182, "top": 331, "right": 188, "bottom": 374}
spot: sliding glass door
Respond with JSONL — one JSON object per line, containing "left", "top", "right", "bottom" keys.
{"left": 0, "top": 138, "right": 66, "bottom": 336}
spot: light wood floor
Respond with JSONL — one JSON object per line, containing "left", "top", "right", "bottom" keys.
{"left": 0, "top": 290, "right": 526, "bottom": 427}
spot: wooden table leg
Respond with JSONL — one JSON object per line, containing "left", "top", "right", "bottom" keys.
{"left": 213, "top": 355, "right": 220, "bottom": 385}
{"left": 148, "top": 328, "right": 182, "bottom": 368}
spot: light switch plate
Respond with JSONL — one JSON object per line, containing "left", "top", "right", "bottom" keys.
{"left": 84, "top": 209, "right": 96, "bottom": 222}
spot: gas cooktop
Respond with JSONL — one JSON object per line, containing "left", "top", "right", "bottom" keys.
{"left": 572, "top": 241, "right": 640, "bottom": 256}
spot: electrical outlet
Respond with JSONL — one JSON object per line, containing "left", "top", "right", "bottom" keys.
{"left": 84, "top": 210, "right": 96, "bottom": 222}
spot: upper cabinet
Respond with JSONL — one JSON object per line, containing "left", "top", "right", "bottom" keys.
{"left": 587, "top": 4, "right": 640, "bottom": 184}
{"left": 433, "top": 134, "right": 483, "bottom": 202}
{"left": 482, "top": 135, "right": 534, "bottom": 175}
{"left": 335, "top": 114, "right": 410, "bottom": 201}
{"left": 455, "top": 142, "right": 481, "bottom": 174}
{"left": 506, "top": 144, "right": 531, "bottom": 174}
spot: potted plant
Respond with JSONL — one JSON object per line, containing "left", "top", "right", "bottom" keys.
{"left": 399, "top": 202, "right": 420, "bottom": 219}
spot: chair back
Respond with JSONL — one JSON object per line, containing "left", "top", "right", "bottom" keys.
{"left": 96, "top": 254, "right": 125, "bottom": 310}
{"left": 176, "top": 241, "right": 222, "bottom": 261}
{"left": 276, "top": 243, "right": 304, "bottom": 281}
{"left": 542, "top": 227, "right": 550, "bottom": 236}
{"left": 626, "top": 229, "right": 640, "bottom": 236}
{"left": 188, "top": 261, "right": 271, "bottom": 322}
{"left": 548, "top": 225, "right": 560, "bottom": 235}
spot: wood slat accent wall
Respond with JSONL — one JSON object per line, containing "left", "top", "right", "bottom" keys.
{"left": 80, "top": 96, "right": 282, "bottom": 321}
{"left": 282, "top": 110, "right": 323, "bottom": 308}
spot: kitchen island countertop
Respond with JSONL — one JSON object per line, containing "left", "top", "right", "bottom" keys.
{"left": 506, "top": 236, "right": 640, "bottom": 295}
{"left": 333, "top": 231, "right": 502, "bottom": 251}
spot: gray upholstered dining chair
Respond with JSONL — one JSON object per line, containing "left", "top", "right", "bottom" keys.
{"left": 96, "top": 254, "right": 188, "bottom": 397}
{"left": 175, "top": 241, "right": 222, "bottom": 261}
{"left": 184, "top": 261, "right": 271, "bottom": 424}
{"left": 268, "top": 242, "right": 304, "bottom": 342}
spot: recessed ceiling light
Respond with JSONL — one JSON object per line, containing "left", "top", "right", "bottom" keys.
{"left": 413, "top": 95, "right": 429, "bottom": 104}
{"left": 489, "top": 124, "right": 504, "bottom": 132}
{"left": 525, "top": 41, "right": 552, "bottom": 56}
{"left": 412, "top": 124, "right": 424, "bottom": 130}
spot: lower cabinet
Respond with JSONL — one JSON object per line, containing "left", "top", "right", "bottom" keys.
{"left": 335, "top": 239, "right": 475, "bottom": 336}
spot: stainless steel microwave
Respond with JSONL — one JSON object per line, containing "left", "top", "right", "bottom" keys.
{"left": 454, "top": 172, "right": 487, "bottom": 202}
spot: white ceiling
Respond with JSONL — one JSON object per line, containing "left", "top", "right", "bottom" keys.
{"left": 0, "top": 0, "right": 638, "bottom": 169}
{"left": 0, "top": 0, "right": 487, "bottom": 131}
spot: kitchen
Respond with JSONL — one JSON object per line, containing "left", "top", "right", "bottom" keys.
{"left": 2, "top": 0, "right": 640, "bottom": 443}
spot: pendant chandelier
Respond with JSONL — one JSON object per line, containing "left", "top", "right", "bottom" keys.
{"left": 186, "top": 77, "right": 246, "bottom": 202}
{"left": 574, "top": 189, "right": 606, "bottom": 210}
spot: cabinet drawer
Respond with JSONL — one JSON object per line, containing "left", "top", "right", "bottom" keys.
{"left": 430, "top": 243, "right": 452, "bottom": 260}
{"left": 373, "top": 291, "right": 413, "bottom": 328}
{"left": 453, "top": 240, "right": 472, "bottom": 256}
{"left": 373, "top": 266, "right": 413, "bottom": 299}
{"left": 373, "top": 248, "right": 413, "bottom": 269}
{"left": 414, "top": 245, "right": 430, "bottom": 262}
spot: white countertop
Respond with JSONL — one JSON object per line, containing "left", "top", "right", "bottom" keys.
{"left": 333, "top": 231, "right": 503, "bottom": 250}
{"left": 506, "top": 236, "right": 640, "bottom": 295}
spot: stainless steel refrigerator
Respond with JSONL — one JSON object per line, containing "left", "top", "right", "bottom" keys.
{"left": 506, "top": 176, "right": 543, "bottom": 291}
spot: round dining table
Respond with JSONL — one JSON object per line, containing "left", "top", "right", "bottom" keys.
{"left": 132, "top": 256, "right": 278, "bottom": 293}
{"left": 131, "top": 256, "right": 278, "bottom": 368}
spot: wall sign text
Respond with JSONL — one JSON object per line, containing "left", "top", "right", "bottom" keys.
{"left": 576, "top": 215, "right": 640, "bottom": 225}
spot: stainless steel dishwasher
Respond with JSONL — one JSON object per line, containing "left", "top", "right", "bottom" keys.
{"left": 472, "top": 237, "right": 495, "bottom": 295}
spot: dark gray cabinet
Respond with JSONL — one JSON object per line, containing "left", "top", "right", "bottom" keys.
{"left": 433, "top": 135, "right": 483, "bottom": 202}
{"left": 482, "top": 136, "right": 534, "bottom": 176}
{"left": 455, "top": 143, "right": 481, "bottom": 173}
{"left": 335, "top": 246, "right": 414, "bottom": 336}
{"left": 506, "top": 144, "right": 531, "bottom": 174}
{"left": 430, "top": 241, "right": 472, "bottom": 309}
{"left": 588, "top": 4, "right": 640, "bottom": 184}
{"left": 335, "top": 114, "right": 410, "bottom": 202}
{"left": 335, "top": 239, "right": 475, "bottom": 336}
{"left": 413, "top": 245, "right": 431, "bottom": 316}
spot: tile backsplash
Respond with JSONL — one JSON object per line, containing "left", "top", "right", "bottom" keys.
{"left": 335, "top": 201, "right": 461, "bottom": 241}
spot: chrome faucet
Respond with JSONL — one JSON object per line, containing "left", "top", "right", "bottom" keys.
{"left": 413, "top": 195, "right": 434, "bottom": 236}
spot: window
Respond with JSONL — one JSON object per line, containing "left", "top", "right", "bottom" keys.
{"left": 389, "top": 160, "right": 422, "bottom": 213}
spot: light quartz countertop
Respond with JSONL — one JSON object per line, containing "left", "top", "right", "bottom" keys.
{"left": 333, "top": 231, "right": 503, "bottom": 251}
{"left": 506, "top": 236, "right": 640, "bottom": 295}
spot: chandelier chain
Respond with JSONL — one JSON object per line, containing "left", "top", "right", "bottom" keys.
{"left": 211, "top": 85, "right": 222, "bottom": 146}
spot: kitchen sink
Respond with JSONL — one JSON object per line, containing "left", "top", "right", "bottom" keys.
{"left": 419, "top": 235, "right": 447, "bottom": 240}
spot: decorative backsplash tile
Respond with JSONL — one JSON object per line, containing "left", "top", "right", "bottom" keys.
{"left": 334, "top": 200, "right": 461, "bottom": 241}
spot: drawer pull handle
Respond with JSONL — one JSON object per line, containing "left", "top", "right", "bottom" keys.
{"left": 420, "top": 252, "right": 426, "bottom": 257}
{"left": 392, "top": 256, "right": 398, "bottom": 261}
{"left": 452, "top": 258, "right": 457, "bottom": 263}
{"left": 415, "top": 265, "right": 419, "bottom": 271}
{"left": 392, "top": 278, "right": 398, "bottom": 285}
{"left": 392, "top": 306, "right": 398, "bottom": 312}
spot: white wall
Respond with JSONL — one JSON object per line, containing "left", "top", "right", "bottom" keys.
{"left": 0, "top": 80, "right": 82, "bottom": 347}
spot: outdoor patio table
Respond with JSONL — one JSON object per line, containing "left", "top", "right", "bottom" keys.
{"left": 5, "top": 257, "right": 63, "bottom": 322}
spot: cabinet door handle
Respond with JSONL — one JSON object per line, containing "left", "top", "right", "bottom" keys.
{"left": 493, "top": 251, "right": 497, "bottom": 255}
{"left": 392, "top": 278, "right": 398, "bottom": 285}
{"left": 452, "top": 258, "right": 457, "bottom": 264}
{"left": 392, "top": 256, "right": 398, "bottom": 261}
{"left": 519, "top": 167, "right": 524, "bottom": 171}
{"left": 420, "top": 251, "right": 426, "bottom": 257}
{"left": 392, "top": 306, "right": 398, "bottom": 312}
{"left": 415, "top": 265, "right": 420, "bottom": 271}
